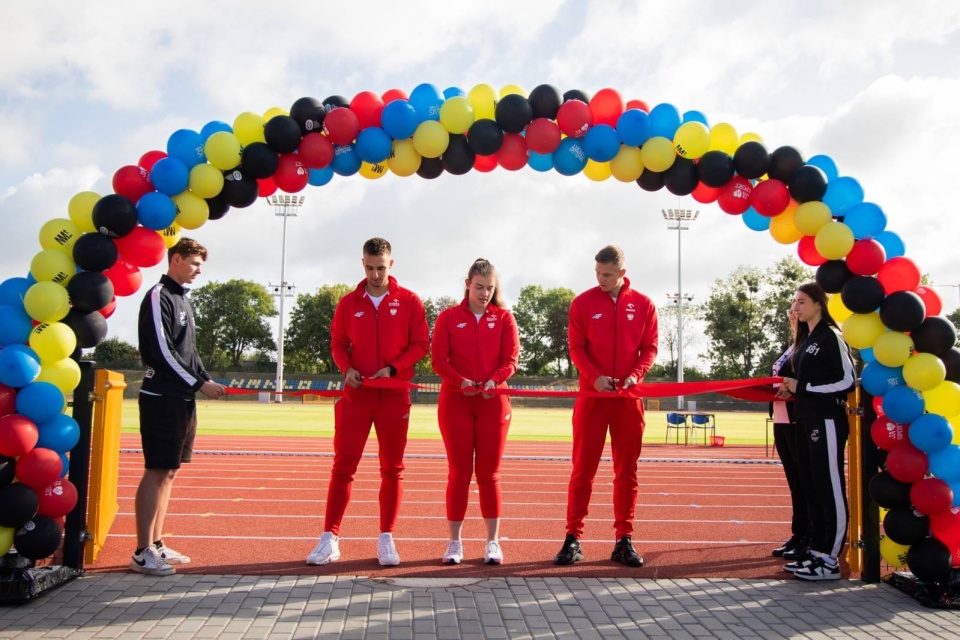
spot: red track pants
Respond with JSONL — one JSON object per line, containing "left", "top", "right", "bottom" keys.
{"left": 437, "top": 390, "right": 512, "bottom": 521}
{"left": 565, "top": 397, "right": 645, "bottom": 539}
{"left": 323, "top": 397, "right": 410, "bottom": 535}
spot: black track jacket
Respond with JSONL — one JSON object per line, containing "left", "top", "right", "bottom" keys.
{"left": 792, "top": 320, "right": 856, "bottom": 419}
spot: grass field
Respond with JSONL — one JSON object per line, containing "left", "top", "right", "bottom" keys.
{"left": 120, "top": 399, "right": 773, "bottom": 445}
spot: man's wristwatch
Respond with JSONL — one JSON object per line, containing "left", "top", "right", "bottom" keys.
{"left": 387, "top": 365, "right": 397, "bottom": 377}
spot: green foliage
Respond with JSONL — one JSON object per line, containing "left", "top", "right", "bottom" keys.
{"left": 192, "top": 279, "right": 278, "bottom": 370}
{"left": 657, "top": 302, "right": 702, "bottom": 372}
{"left": 283, "top": 284, "right": 352, "bottom": 374}
{"left": 418, "top": 295, "right": 458, "bottom": 375}
{"left": 513, "top": 285, "right": 576, "bottom": 376}
{"left": 86, "top": 336, "right": 141, "bottom": 369}
{"left": 948, "top": 308, "right": 960, "bottom": 347}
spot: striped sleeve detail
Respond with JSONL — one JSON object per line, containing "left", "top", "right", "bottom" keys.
{"left": 150, "top": 285, "right": 198, "bottom": 388}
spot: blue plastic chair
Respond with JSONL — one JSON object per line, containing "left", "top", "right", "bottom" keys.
{"left": 665, "top": 412, "right": 690, "bottom": 445}
{"left": 690, "top": 413, "right": 715, "bottom": 445}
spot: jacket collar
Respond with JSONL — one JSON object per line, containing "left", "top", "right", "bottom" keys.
{"left": 355, "top": 275, "right": 400, "bottom": 297}
{"left": 160, "top": 274, "right": 187, "bottom": 295}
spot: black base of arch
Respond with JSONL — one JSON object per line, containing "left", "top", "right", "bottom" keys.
{"left": 886, "top": 571, "right": 960, "bottom": 609}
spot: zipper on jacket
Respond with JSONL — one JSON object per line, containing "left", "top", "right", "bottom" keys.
{"left": 611, "top": 294, "right": 618, "bottom": 381}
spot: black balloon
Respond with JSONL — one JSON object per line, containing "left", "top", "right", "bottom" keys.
{"left": 67, "top": 271, "right": 114, "bottom": 313}
{"left": 416, "top": 156, "right": 444, "bottom": 180}
{"left": 911, "top": 316, "right": 959, "bottom": 356}
{"left": 907, "top": 537, "right": 953, "bottom": 584}
{"left": 883, "top": 506, "right": 930, "bottom": 546}
{"left": 841, "top": 276, "right": 886, "bottom": 314}
{"left": 14, "top": 516, "right": 63, "bottom": 561}
{"left": 697, "top": 150, "right": 736, "bottom": 188}
{"left": 789, "top": 165, "right": 828, "bottom": 203}
{"left": 322, "top": 95, "right": 350, "bottom": 110}
{"left": 73, "top": 232, "right": 119, "bottom": 272}
{"left": 289, "top": 96, "right": 326, "bottom": 135}
{"left": 495, "top": 94, "right": 533, "bottom": 134}
{"left": 528, "top": 84, "right": 562, "bottom": 120}
{"left": 868, "top": 470, "right": 912, "bottom": 509}
{"left": 664, "top": 158, "right": 699, "bottom": 196}
{"left": 879, "top": 291, "right": 926, "bottom": 332}
{"left": 62, "top": 309, "right": 108, "bottom": 349}
{"left": 636, "top": 169, "right": 665, "bottom": 192}
{"left": 941, "top": 347, "right": 960, "bottom": 383}
{"left": 241, "top": 142, "right": 280, "bottom": 179}
{"left": 441, "top": 135, "right": 475, "bottom": 176}
{"left": 92, "top": 194, "right": 138, "bottom": 239}
{"left": 768, "top": 146, "right": 804, "bottom": 183}
{"left": 816, "top": 260, "right": 854, "bottom": 294}
{"left": 0, "top": 454, "right": 14, "bottom": 486}
{"left": 0, "top": 483, "right": 38, "bottom": 528}
{"left": 467, "top": 119, "right": 504, "bottom": 156}
{"left": 264, "top": 115, "right": 303, "bottom": 155}
{"left": 733, "top": 141, "right": 770, "bottom": 180}
{"left": 221, "top": 169, "right": 259, "bottom": 208}
{"left": 206, "top": 193, "right": 230, "bottom": 221}
{"left": 563, "top": 89, "right": 591, "bottom": 104}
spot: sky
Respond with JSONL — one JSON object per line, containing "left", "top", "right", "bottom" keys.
{"left": 2, "top": 0, "right": 960, "bottom": 369}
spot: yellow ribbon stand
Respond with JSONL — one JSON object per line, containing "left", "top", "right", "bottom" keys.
{"left": 846, "top": 385, "right": 863, "bottom": 574}
{"left": 84, "top": 369, "right": 125, "bottom": 565}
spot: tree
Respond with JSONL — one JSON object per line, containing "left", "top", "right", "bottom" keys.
{"left": 948, "top": 308, "right": 960, "bottom": 347}
{"left": 657, "top": 302, "right": 703, "bottom": 378}
{"left": 86, "top": 336, "right": 141, "bottom": 369}
{"left": 283, "top": 284, "right": 352, "bottom": 374}
{"left": 418, "top": 295, "right": 458, "bottom": 375}
{"left": 513, "top": 285, "right": 575, "bottom": 376}
{"left": 192, "top": 279, "right": 278, "bottom": 370}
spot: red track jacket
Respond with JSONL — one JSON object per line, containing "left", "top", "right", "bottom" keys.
{"left": 331, "top": 276, "right": 429, "bottom": 403}
{"left": 431, "top": 300, "right": 519, "bottom": 390}
{"left": 568, "top": 277, "right": 659, "bottom": 391}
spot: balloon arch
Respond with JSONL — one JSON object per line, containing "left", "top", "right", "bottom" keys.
{"left": 1, "top": 82, "right": 959, "bottom": 578}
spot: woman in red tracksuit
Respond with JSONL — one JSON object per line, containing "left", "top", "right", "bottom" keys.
{"left": 431, "top": 258, "right": 519, "bottom": 566}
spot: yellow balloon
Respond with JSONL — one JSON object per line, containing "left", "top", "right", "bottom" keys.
{"left": 188, "top": 163, "right": 225, "bottom": 199}
{"left": 841, "top": 312, "right": 886, "bottom": 349}
{"left": 827, "top": 294, "right": 853, "bottom": 323}
{"left": 922, "top": 381, "right": 960, "bottom": 418}
{"left": 951, "top": 415, "right": 960, "bottom": 443}
{"left": 583, "top": 160, "right": 612, "bottom": 182}
{"left": 739, "top": 132, "right": 764, "bottom": 145}
{"left": 359, "top": 161, "right": 388, "bottom": 180}
{"left": 39, "top": 218, "right": 82, "bottom": 254}
{"left": 439, "top": 96, "right": 475, "bottom": 135}
{"left": 815, "top": 221, "right": 855, "bottom": 260}
{"left": 707, "top": 123, "right": 738, "bottom": 155}
{"left": 412, "top": 120, "right": 450, "bottom": 158}
{"left": 903, "top": 353, "right": 947, "bottom": 392}
{"left": 172, "top": 192, "right": 209, "bottom": 230}
{"left": 610, "top": 146, "right": 643, "bottom": 182}
{"left": 68, "top": 191, "right": 100, "bottom": 233}
{"left": 388, "top": 139, "right": 422, "bottom": 177}
{"left": 794, "top": 201, "right": 833, "bottom": 236}
{"left": 160, "top": 223, "right": 181, "bottom": 248}
{"left": 233, "top": 112, "right": 266, "bottom": 146}
{"left": 872, "top": 331, "right": 914, "bottom": 367}
{"left": 29, "top": 322, "right": 77, "bottom": 362}
{"left": 880, "top": 536, "right": 910, "bottom": 568}
{"left": 37, "top": 357, "right": 82, "bottom": 394}
{"left": 0, "top": 526, "right": 13, "bottom": 557}
{"left": 204, "top": 131, "right": 243, "bottom": 170}
{"left": 23, "top": 281, "right": 71, "bottom": 324}
{"left": 499, "top": 84, "right": 526, "bottom": 98}
{"left": 639, "top": 136, "right": 676, "bottom": 172}
{"left": 467, "top": 84, "right": 498, "bottom": 121}
{"left": 673, "top": 121, "right": 710, "bottom": 159}
{"left": 30, "top": 249, "right": 75, "bottom": 286}
{"left": 769, "top": 204, "right": 803, "bottom": 245}
{"left": 263, "top": 106, "right": 289, "bottom": 121}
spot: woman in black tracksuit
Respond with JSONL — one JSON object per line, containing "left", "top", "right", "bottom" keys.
{"left": 778, "top": 282, "right": 856, "bottom": 581}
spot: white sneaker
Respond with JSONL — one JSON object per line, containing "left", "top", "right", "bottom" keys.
{"left": 377, "top": 533, "right": 400, "bottom": 566}
{"left": 130, "top": 546, "right": 175, "bottom": 576}
{"left": 484, "top": 540, "right": 503, "bottom": 565}
{"left": 306, "top": 532, "right": 340, "bottom": 565}
{"left": 442, "top": 540, "right": 463, "bottom": 565}
{"left": 156, "top": 542, "right": 191, "bottom": 565}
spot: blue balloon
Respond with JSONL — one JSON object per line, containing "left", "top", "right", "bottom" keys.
{"left": 860, "top": 347, "right": 876, "bottom": 364}
{"left": 822, "top": 176, "right": 863, "bottom": 216}
{"left": 647, "top": 103, "right": 682, "bottom": 139}
{"left": 409, "top": 83, "right": 444, "bottom": 123}
{"left": 166, "top": 129, "right": 206, "bottom": 168}
{"left": 682, "top": 110, "right": 709, "bottom": 126}
{"left": 527, "top": 151, "right": 553, "bottom": 173}
{"left": 928, "top": 445, "right": 960, "bottom": 482}
{"left": 25, "top": 273, "right": 37, "bottom": 286}
{"left": 443, "top": 86, "right": 465, "bottom": 99}
{"left": 0, "top": 344, "right": 41, "bottom": 388}
{"left": 308, "top": 166, "right": 334, "bottom": 187}
{"left": 806, "top": 155, "right": 839, "bottom": 181}
{"left": 15, "top": 381, "right": 64, "bottom": 424}
{"left": 582, "top": 124, "right": 621, "bottom": 162}
{"left": 36, "top": 413, "right": 80, "bottom": 453}
{"left": 380, "top": 100, "right": 419, "bottom": 140}
{"left": 616, "top": 109, "right": 650, "bottom": 147}
{"left": 875, "top": 231, "right": 906, "bottom": 259}
{"left": 882, "top": 386, "right": 925, "bottom": 424}
{"left": 149, "top": 157, "right": 190, "bottom": 196}
{"left": 136, "top": 191, "right": 178, "bottom": 231}
{"left": 330, "top": 144, "right": 361, "bottom": 176}
{"left": 200, "top": 120, "right": 232, "bottom": 141}
{"left": 741, "top": 207, "right": 771, "bottom": 231}
{"left": 843, "top": 202, "right": 887, "bottom": 240}
{"left": 951, "top": 481, "right": 960, "bottom": 507}
{"left": 0, "top": 305, "right": 33, "bottom": 347}
{"left": 58, "top": 451, "right": 69, "bottom": 477}
{"left": 552, "top": 138, "right": 588, "bottom": 176}
{"left": 860, "top": 361, "right": 905, "bottom": 396}
{"left": 0, "top": 277, "right": 31, "bottom": 307}
{"left": 355, "top": 127, "right": 393, "bottom": 164}
{"left": 908, "top": 414, "right": 954, "bottom": 454}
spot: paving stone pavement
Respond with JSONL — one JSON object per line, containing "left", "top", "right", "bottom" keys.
{"left": 1, "top": 574, "right": 959, "bottom": 639}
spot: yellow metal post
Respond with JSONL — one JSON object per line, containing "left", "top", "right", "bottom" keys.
{"left": 846, "top": 385, "right": 862, "bottom": 574}
{"left": 85, "top": 369, "right": 126, "bottom": 565}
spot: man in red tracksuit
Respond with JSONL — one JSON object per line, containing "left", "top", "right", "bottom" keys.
{"left": 306, "top": 237, "right": 429, "bottom": 567}
{"left": 554, "top": 245, "right": 658, "bottom": 568}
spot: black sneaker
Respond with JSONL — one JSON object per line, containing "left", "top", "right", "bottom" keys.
{"left": 554, "top": 534, "right": 583, "bottom": 566}
{"left": 794, "top": 556, "right": 840, "bottom": 581}
{"left": 783, "top": 552, "right": 814, "bottom": 573}
{"left": 611, "top": 536, "right": 644, "bottom": 568}
{"left": 782, "top": 543, "right": 809, "bottom": 562}
{"left": 772, "top": 536, "right": 800, "bottom": 558}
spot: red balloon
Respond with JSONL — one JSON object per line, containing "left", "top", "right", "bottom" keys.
{"left": 589, "top": 88, "right": 624, "bottom": 128}
{"left": 886, "top": 443, "right": 929, "bottom": 483}
{"left": 525, "top": 118, "right": 561, "bottom": 155}
{"left": 115, "top": 226, "right": 166, "bottom": 268}
{"left": 0, "top": 414, "right": 39, "bottom": 457}
{"left": 257, "top": 177, "right": 277, "bottom": 198}
{"left": 103, "top": 259, "right": 143, "bottom": 297}
{"left": 138, "top": 150, "right": 167, "bottom": 171}
{"left": 497, "top": 133, "right": 529, "bottom": 171}
{"left": 691, "top": 182, "right": 719, "bottom": 204}
{"left": 877, "top": 256, "right": 921, "bottom": 295}
{"left": 298, "top": 133, "right": 334, "bottom": 169}
{"left": 717, "top": 176, "right": 753, "bottom": 215}
{"left": 870, "top": 416, "right": 908, "bottom": 451}
{"left": 915, "top": 286, "right": 943, "bottom": 317}
{"left": 0, "top": 383, "right": 15, "bottom": 417}
{"left": 556, "top": 100, "right": 593, "bottom": 139}
{"left": 322, "top": 107, "right": 361, "bottom": 145}
{"left": 845, "top": 239, "right": 886, "bottom": 276}
{"left": 911, "top": 477, "right": 954, "bottom": 516}
{"left": 381, "top": 88, "right": 408, "bottom": 104}
{"left": 625, "top": 99, "right": 650, "bottom": 113}
{"left": 350, "top": 91, "right": 385, "bottom": 130}
{"left": 930, "top": 507, "right": 960, "bottom": 566}
{"left": 474, "top": 154, "right": 497, "bottom": 173}
{"left": 112, "top": 165, "right": 154, "bottom": 203}
{"left": 14, "top": 447, "right": 63, "bottom": 490}
{"left": 99, "top": 296, "right": 117, "bottom": 320}
{"left": 36, "top": 478, "right": 78, "bottom": 519}
{"left": 797, "top": 235, "right": 828, "bottom": 266}
{"left": 274, "top": 155, "right": 310, "bottom": 193}
{"left": 750, "top": 179, "right": 790, "bottom": 217}
{"left": 873, "top": 395, "right": 885, "bottom": 417}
